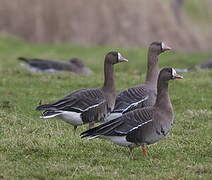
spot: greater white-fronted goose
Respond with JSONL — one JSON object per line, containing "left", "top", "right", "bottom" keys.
{"left": 36, "top": 52, "right": 128, "bottom": 133}
{"left": 107, "top": 42, "right": 171, "bottom": 120}
{"left": 18, "top": 57, "right": 92, "bottom": 75}
{"left": 81, "top": 68, "right": 183, "bottom": 156}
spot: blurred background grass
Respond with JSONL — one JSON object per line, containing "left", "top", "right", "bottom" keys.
{"left": 0, "top": 0, "right": 212, "bottom": 51}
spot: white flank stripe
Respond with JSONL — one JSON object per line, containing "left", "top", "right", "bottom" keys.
{"left": 129, "top": 119, "right": 153, "bottom": 132}
{"left": 123, "top": 96, "right": 149, "bottom": 113}
{"left": 86, "top": 135, "right": 100, "bottom": 140}
{"left": 40, "top": 112, "right": 62, "bottom": 119}
{"left": 57, "top": 100, "right": 105, "bottom": 112}
{"left": 83, "top": 101, "right": 105, "bottom": 111}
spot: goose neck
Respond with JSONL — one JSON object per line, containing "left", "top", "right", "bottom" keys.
{"left": 145, "top": 52, "right": 159, "bottom": 87}
{"left": 155, "top": 79, "right": 170, "bottom": 108}
{"left": 102, "top": 61, "right": 115, "bottom": 93}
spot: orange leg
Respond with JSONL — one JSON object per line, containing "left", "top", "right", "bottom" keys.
{"left": 141, "top": 144, "right": 147, "bottom": 157}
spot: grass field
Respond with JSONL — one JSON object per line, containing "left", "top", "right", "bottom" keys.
{"left": 0, "top": 36, "right": 212, "bottom": 179}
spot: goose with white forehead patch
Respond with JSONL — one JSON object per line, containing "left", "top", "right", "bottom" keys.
{"left": 36, "top": 51, "right": 128, "bottom": 133}
{"left": 107, "top": 42, "right": 172, "bottom": 121}
{"left": 18, "top": 57, "right": 92, "bottom": 75}
{"left": 81, "top": 68, "right": 183, "bottom": 156}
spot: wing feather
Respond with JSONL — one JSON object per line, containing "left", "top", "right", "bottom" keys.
{"left": 113, "top": 85, "right": 150, "bottom": 113}
{"left": 81, "top": 107, "right": 153, "bottom": 138}
{"left": 37, "top": 88, "right": 105, "bottom": 112}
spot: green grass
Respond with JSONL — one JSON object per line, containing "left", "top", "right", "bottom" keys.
{"left": 0, "top": 36, "right": 212, "bottom": 179}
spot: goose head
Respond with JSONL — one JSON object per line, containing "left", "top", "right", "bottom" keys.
{"left": 105, "top": 51, "right": 128, "bottom": 64}
{"left": 149, "top": 42, "right": 172, "bottom": 55}
{"left": 69, "top": 58, "right": 85, "bottom": 68}
{"left": 159, "top": 68, "right": 183, "bottom": 81}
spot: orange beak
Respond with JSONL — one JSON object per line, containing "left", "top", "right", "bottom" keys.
{"left": 162, "top": 42, "right": 172, "bottom": 51}
{"left": 173, "top": 74, "right": 183, "bottom": 79}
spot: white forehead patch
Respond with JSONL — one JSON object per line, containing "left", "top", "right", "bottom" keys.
{"left": 161, "top": 42, "right": 165, "bottom": 49}
{"left": 118, "top": 52, "right": 122, "bottom": 60}
{"left": 172, "top": 68, "right": 177, "bottom": 77}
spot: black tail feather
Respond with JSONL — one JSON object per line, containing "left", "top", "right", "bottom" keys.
{"left": 80, "top": 118, "right": 122, "bottom": 138}
{"left": 36, "top": 104, "right": 52, "bottom": 110}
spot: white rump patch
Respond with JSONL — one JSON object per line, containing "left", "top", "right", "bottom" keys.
{"left": 105, "top": 136, "right": 134, "bottom": 146}
{"left": 40, "top": 110, "right": 83, "bottom": 126}
{"left": 60, "top": 111, "right": 83, "bottom": 126}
